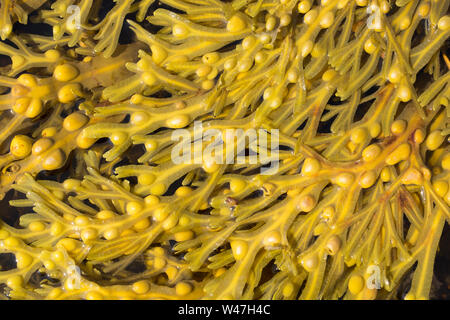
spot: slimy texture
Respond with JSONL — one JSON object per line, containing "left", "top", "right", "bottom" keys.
{"left": 0, "top": 0, "right": 448, "bottom": 300}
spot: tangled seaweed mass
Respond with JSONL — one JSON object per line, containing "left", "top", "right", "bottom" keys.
{"left": 0, "top": 0, "right": 448, "bottom": 300}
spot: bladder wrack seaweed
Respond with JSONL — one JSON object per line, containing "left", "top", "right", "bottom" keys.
{"left": 0, "top": 0, "right": 448, "bottom": 300}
